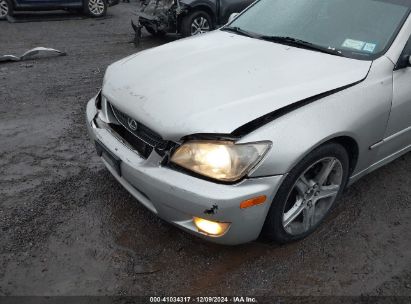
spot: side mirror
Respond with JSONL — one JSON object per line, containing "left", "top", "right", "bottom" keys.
{"left": 228, "top": 13, "right": 239, "bottom": 24}
{"left": 397, "top": 54, "right": 411, "bottom": 69}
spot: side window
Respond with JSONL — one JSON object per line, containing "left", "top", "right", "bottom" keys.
{"left": 396, "top": 36, "right": 411, "bottom": 69}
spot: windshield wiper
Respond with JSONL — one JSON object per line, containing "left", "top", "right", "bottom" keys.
{"left": 260, "top": 36, "right": 344, "bottom": 57}
{"left": 221, "top": 26, "right": 259, "bottom": 38}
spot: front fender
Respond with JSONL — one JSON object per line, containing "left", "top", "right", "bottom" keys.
{"left": 240, "top": 56, "right": 395, "bottom": 179}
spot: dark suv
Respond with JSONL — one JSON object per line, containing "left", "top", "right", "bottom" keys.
{"left": 0, "top": 0, "right": 118, "bottom": 20}
{"left": 136, "top": 0, "right": 254, "bottom": 37}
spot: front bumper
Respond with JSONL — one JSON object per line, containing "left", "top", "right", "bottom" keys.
{"left": 86, "top": 98, "right": 284, "bottom": 245}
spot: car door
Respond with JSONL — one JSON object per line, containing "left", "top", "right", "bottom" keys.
{"left": 16, "top": 0, "right": 78, "bottom": 7}
{"left": 219, "top": 0, "right": 254, "bottom": 24}
{"left": 377, "top": 35, "right": 411, "bottom": 159}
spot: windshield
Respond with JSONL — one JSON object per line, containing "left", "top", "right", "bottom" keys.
{"left": 228, "top": 0, "right": 411, "bottom": 60}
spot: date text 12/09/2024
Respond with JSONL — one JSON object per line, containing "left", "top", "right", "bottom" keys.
{"left": 149, "top": 297, "right": 257, "bottom": 303}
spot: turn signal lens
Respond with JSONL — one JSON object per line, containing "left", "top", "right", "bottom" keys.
{"left": 193, "top": 217, "right": 230, "bottom": 236}
{"left": 240, "top": 195, "right": 267, "bottom": 209}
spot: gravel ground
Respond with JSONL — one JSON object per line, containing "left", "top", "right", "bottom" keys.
{"left": 1, "top": 4, "right": 411, "bottom": 298}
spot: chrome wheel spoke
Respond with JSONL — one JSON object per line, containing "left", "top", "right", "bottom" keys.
{"left": 96, "top": 0, "right": 104, "bottom": 11}
{"left": 283, "top": 199, "right": 305, "bottom": 228}
{"left": 282, "top": 156, "right": 344, "bottom": 235}
{"left": 303, "top": 206, "right": 316, "bottom": 230}
{"left": 295, "top": 175, "right": 311, "bottom": 196}
{"left": 88, "top": 0, "right": 104, "bottom": 15}
{"left": 191, "top": 23, "right": 199, "bottom": 34}
{"left": 0, "top": 0, "right": 8, "bottom": 16}
{"left": 316, "top": 158, "right": 337, "bottom": 186}
{"left": 316, "top": 184, "right": 340, "bottom": 202}
{"left": 200, "top": 17, "right": 207, "bottom": 28}
{"left": 192, "top": 17, "right": 209, "bottom": 35}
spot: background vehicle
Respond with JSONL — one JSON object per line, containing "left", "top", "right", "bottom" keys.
{"left": 0, "top": 0, "right": 118, "bottom": 20}
{"left": 136, "top": 0, "right": 254, "bottom": 37}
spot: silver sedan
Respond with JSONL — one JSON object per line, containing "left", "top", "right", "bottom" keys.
{"left": 86, "top": 0, "right": 411, "bottom": 245}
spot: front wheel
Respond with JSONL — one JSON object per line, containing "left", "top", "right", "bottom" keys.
{"left": 263, "top": 142, "right": 350, "bottom": 243}
{"left": 0, "top": 0, "right": 12, "bottom": 20}
{"left": 84, "top": 0, "right": 107, "bottom": 17}
{"left": 180, "top": 10, "right": 212, "bottom": 37}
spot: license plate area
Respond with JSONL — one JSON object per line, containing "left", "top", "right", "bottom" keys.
{"left": 95, "top": 140, "right": 122, "bottom": 176}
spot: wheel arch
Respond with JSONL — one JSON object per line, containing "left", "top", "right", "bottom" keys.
{"left": 180, "top": 4, "right": 216, "bottom": 28}
{"left": 260, "top": 134, "right": 354, "bottom": 244}
{"left": 330, "top": 136, "right": 359, "bottom": 175}
{"left": 246, "top": 126, "right": 362, "bottom": 180}
{"left": 285, "top": 134, "right": 360, "bottom": 178}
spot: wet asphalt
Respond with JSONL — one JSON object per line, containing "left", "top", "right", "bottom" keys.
{"left": 0, "top": 3, "right": 411, "bottom": 298}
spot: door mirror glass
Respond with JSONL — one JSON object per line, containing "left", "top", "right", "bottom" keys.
{"left": 228, "top": 13, "right": 239, "bottom": 24}
{"left": 408, "top": 55, "right": 411, "bottom": 67}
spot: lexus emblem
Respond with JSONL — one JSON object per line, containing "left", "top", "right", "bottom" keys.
{"left": 127, "top": 118, "right": 138, "bottom": 131}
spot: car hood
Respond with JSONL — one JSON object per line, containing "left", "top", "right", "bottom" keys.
{"left": 102, "top": 30, "right": 372, "bottom": 140}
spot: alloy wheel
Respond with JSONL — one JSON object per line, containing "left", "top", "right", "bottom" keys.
{"left": 0, "top": 0, "right": 8, "bottom": 18}
{"left": 88, "top": 0, "right": 105, "bottom": 16}
{"left": 282, "top": 157, "right": 344, "bottom": 235}
{"left": 191, "top": 16, "right": 210, "bottom": 35}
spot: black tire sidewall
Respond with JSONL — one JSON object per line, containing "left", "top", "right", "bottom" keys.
{"left": 181, "top": 10, "right": 212, "bottom": 37}
{"left": 263, "top": 142, "right": 350, "bottom": 244}
{"left": 84, "top": 0, "right": 107, "bottom": 18}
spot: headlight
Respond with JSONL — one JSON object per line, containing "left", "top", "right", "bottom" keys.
{"left": 170, "top": 141, "right": 271, "bottom": 182}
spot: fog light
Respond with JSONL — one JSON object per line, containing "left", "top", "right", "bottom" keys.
{"left": 193, "top": 217, "right": 230, "bottom": 236}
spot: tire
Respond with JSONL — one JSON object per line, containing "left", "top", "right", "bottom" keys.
{"left": 262, "top": 142, "right": 350, "bottom": 244}
{"left": 180, "top": 10, "right": 212, "bottom": 37}
{"left": 145, "top": 26, "right": 166, "bottom": 37}
{"left": 84, "top": 0, "right": 107, "bottom": 18}
{"left": 0, "top": 0, "right": 13, "bottom": 20}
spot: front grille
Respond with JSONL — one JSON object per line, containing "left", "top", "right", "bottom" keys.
{"left": 109, "top": 103, "right": 168, "bottom": 158}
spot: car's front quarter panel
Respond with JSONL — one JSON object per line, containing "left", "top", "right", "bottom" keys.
{"left": 243, "top": 56, "right": 395, "bottom": 181}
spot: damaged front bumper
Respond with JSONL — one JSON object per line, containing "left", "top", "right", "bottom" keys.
{"left": 134, "top": 0, "right": 187, "bottom": 34}
{"left": 86, "top": 96, "right": 284, "bottom": 245}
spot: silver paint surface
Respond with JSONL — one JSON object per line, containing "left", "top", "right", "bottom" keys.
{"left": 88, "top": 15, "right": 411, "bottom": 244}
